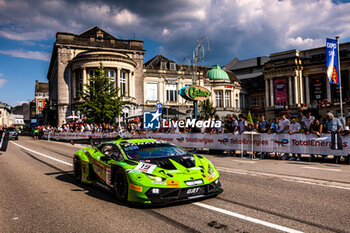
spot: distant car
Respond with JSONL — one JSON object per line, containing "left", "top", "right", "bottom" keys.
{"left": 6, "top": 127, "right": 18, "bottom": 140}
{"left": 73, "top": 138, "right": 223, "bottom": 204}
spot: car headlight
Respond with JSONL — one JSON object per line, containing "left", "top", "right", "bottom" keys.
{"left": 208, "top": 164, "right": 214, "bottom": 175}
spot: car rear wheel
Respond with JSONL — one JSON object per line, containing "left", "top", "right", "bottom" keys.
{"left": 73, "top": 157, "right": 82, "bottom": 182}
{"left": 114, "top": 168, "right": 128, "bottom": 202}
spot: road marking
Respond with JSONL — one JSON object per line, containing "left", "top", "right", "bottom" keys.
{"left": 282, "top": 179, "right": 350, "bottom": 190}
{"left": 193, "top": 202, "right": 304, "bottom": 233}
{"left": 232, "top": 160, "right": 256, "bottom": 164}
{"left": 301, "top": 166, "right": 341, "bottom": 172}
{"left": 11, "top": 142, "right": 73, "bottom": 167}
{"left": 217, "top": 168, "right": 247, "bottom": 175}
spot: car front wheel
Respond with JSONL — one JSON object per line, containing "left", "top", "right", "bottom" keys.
{"left": 114, "top": 168, "right": 128, "bottom": 202}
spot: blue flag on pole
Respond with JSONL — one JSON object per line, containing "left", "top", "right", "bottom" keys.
{"left": 326, "top": 38, "right": 339, "bottom": 85}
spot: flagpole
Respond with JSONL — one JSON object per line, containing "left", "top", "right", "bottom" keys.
{"left": 336, "top": 36, "right": 343, "bottom": 120}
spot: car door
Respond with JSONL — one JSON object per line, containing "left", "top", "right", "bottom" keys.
{"left": 91, "top": 143, "right": 114, "bottom": 184}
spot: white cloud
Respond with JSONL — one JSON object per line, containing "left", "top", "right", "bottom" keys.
{"left": 15, "top": 100, "right": 30, "bottom": 105}
{"left": 0, "top": 0, "right": 350, "bottom": 64}
{"left": 0, "top": 49, "right": 50, "bottom": 61}
{"left": 113, "top": 9, "right": 140, "bottom": 26}
{"left": 0, "top": 30, "right": 51, "bottom": 41}
{"left": 0, "top": 78, "right": 7, "bottom": 88}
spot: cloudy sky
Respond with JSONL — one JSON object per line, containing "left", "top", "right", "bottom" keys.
{"left": 0, "top": 0, "right": 350, "bottom": 106}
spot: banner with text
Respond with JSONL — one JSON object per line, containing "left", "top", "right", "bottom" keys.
{"left": 43, "top": 132, "right": 349, "bottom": 156}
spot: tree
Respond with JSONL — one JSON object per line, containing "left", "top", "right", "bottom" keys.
{"left": 78, "top": 63, "right": 127, "bottom": 124}
{"left": 199, "top": 99, "right": 216, "bottom": 120}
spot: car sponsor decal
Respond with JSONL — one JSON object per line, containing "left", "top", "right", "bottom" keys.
{"left": 126, "top": 169, "right": 140, "bottom": 174}
{"left": 92, "top": 160, "right": 105, "bottom": 181}
{"left": 166, "top": 180, "right": 179, "bottom": 187}
{"left": 135, "top": 162, "right": 157, "bottom": 174}
{"left": 206, "top": 174, "right": 214, "bottom": 181}
{"left": 152, "top": 181, "right": 166, "bottom": 185}
{"left": 186, "top": 187, "right": 201, "bottom": 195}
{"left": 129, "top": 183, "right": 143, "bottom": 192}
{"left": 106, "top": 168, "right": 112, "bottom": 186}
{"left": 185, "top": 179, "right": 203, "bottom": 186}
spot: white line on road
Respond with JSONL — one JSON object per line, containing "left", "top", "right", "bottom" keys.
{"left": 217, "top": 168, "right": 247, "bottom": 175}
{"left": 232, "top": 159, "right": 256, "bottom": 164}
{"left": 193, "top": 202, "right": 304, "bottom": 233}
{"left": 301, "top": 166, "right": 341, "bottom": 172}
{"left": 282, "top": 179, "right": 350, "bottom": 190}
{"left": 11, "top": 142, "right": 73, "bottom": 167}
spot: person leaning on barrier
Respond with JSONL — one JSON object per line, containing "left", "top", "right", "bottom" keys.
{"left": 302, "top": 111, "right": 315, "bottom": 135}
{"left": 288, "top": 117, "right": 301, "bottom": 161}
{"left": 232, "top": 115, "right": 239, "bottom": 135}
{"left": 310, "top": 118, "right": 323, "bottom": 137}
{"left": 268, "top": 117, "right": 279, "bottom": 134}
{"left": 325, "top": 112, "right": 343, "bottom": 150}
{"left": 342, "top": 126, "right": 350, "bottom": 136}
{"left": 277, "top": 113, "right": 290, "bottom": 134}
{"left": 238, "top": 114, "right": 248, "bottom": 134}
{"left": 258, "top": 114, "right": 269, "bottom": 133}
{"left": 278, "top": 114, "right": 290, "bottom": 160}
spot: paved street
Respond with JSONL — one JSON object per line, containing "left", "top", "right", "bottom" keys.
{"left": 0, "top": 136, "right": 349, "bottom": 233}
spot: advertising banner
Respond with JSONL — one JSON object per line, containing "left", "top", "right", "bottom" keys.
{"left": 274, "top": 79, "right": 288, "bottom": 104}
{"left": 43, "top": 132, "right": 349, "bottom": 156}
{"left": 326, "top": 38, "right": 339, "bottom": 85}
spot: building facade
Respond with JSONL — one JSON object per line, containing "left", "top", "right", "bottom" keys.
{"left": 143, "top": 55, "right": 241, "bottom": 118}
{"left": 263, "top": 42, "right": 350, "bottom": 120}
{"left": 0, "top": 103, "right": 11, "bottom": 126}
{"left": 225, "top": 56, "right": 270, "bottom": 117}
{"left": 47, "top": 26, "right": 145, "bottom": 125}
{"left": 47, "top": 27, "right": 242, "bottom": 125}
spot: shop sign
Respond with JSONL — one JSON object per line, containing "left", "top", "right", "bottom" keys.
{"left": 224, "top": 85, "right": 233, "bottom": 88}
{"left": 179, "top": 85, "right": 211, "bottom": 101}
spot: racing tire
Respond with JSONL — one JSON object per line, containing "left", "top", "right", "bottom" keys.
{"left": 114, "top": 168, "right": 128, "bottom": 202}
{"left": 73, "top": 157, "right": 83, "bottom": 182}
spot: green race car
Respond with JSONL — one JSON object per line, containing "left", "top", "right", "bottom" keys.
{"left": 73, "top": 137, "right": 223, "bottom": 204}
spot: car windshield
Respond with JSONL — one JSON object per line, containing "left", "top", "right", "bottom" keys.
{"left": 122, "top": 142, "right": 190, "bottom": 160}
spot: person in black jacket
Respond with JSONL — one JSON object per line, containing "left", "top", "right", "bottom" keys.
{"left": 0, "top": 125, "right": 10, "bottom": 152}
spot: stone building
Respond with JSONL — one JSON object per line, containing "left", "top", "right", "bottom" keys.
{"left": 47, "top": 26, "right": 145, "bottom": 125}
{"left": 47, "top": 27, "right": 242, "bottom": 124}
{"left": 34, "top": 80, "right": 49, "bottom": 125}
{"left": 225, "top": 56, "right": 269, "bottom": 117}
{"left": 0, "top": 103, "right": 11, "bottom": 126}
{"left": 143, "top": 55, "right": 241, "bottom": 118}
{"left": 263, "top": 42, "right": 350, "bottom": 120}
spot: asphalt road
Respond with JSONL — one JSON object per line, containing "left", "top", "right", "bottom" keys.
{"left": 0, "top": 136, "right": 349, "bottom": 233}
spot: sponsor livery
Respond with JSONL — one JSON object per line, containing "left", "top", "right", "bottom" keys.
{"left": 73, "top": 138, "right": 222, "bottom": 204}
{"left": 274, "top": 139, "right": 289, "bottom": 147}
{"left": 218, "top": 138, "right": 228, "bottom": 145}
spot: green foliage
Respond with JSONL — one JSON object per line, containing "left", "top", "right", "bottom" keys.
{"left": 199, "top": 99, "right": 217, "bottom": 120}
{"left": 78, "top": 63, "right": 127, "bottom": 124}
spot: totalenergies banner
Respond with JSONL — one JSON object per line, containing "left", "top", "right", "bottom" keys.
{"left": 326, "top": 38, "right": 339, "bottom": 85}
{"left": 274, "top": 79, "right": 288, "bottom": 103}
{"left": 43, "top": 132, "right": 349, "bottom": 156}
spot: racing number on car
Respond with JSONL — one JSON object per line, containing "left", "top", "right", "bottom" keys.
{"left": 187, "top": 187, "right": 200, "bottom": 195}
{"left": 135, "top": 162, "right": 157, "bottom": 174}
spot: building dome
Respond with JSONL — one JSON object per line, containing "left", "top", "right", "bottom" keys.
{"left": 207, "top": 65, "right": 230, "bottom": 81}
